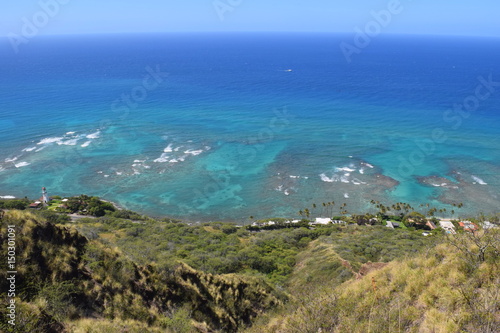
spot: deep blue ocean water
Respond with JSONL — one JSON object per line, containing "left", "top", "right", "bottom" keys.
{"left": 0, "top": 33, "right": 499, "bottom": 221}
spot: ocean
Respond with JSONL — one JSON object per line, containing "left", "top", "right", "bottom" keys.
{"left": 0, "top": 33, "right": 499, "bottom": 221}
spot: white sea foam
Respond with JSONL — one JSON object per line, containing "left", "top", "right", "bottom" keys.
{"left": 364, "top": 163, "right": 374, "bottom": 168}
{"left": 35, "top": 146, "right": 46, "bottom": 152}
{"left": 66, "top": 131, "right": 76, "bottom": 135}
{"left": 15, "top": 162, "right": 30, "bottom": 168}
{"left": 471, "top": 175, "right": 487, "bottom": 185}
{"left": 169, "top": 159, "right": 179, "bottom": 163}
{"left": 116, "top": 171, "right": 123, "bottom": 175}
{"left": 134, "top": 159, "right": 146, "bottom": 163}
{"left": 81, "top": 141, "right": 92, "bottom": 148}
{"left": 174, "top": 147, "right": 181, "bottom": 152}
{"left": 344, "top": 193, "right": 350, "bottom": 198}
{"left": 340, "top": 175, "right": 350, "bottom": 183}
{"left": 336, "top": 167, "right": 356, "bottom": 172}
{"left": 37, "top": 137, "right": 64, "bottom": 145}
{"left": 154, "top": 154, "right": 170, "bottom": 163}
{"left": 184, "top": 149, "right": 203, "bottom": 156}
{"left": 352, "top": 178, "right": 367, "bottom": 185}
{"left": 22, "top": 146, "right": 37, "bottom": 152}
{"left": 284, "top": 189, "right": 291, "bottom": 196}
{"left": 359, "top": 168, "right": 365, "bottom": 174}
{"left": 163, "top": 144, "right": 174, "bottom": 153}
{"left": 0, "top": 195, "right": 15, "bottom": 199}
{"left": 104, "top": 174, "right": 109, "bottom": 178}
{"left": 58, "top": 139, "right": 79, "bottom": 146}
{"left": 86, "top": 131, "right": 100, "bottom": 139}
{"left": 320, "top": 173, "right": 338, "bottom": 182}
{"left": 5, "top": 157, "right": 18, "bottom": 163}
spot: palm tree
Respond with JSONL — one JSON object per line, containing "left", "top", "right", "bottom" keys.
{"left": 329, "top": 201, "right": 335, "bottom": 217}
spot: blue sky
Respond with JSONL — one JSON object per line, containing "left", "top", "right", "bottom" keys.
{"left": 1, "top": 0, "right": 499, "bottom": 37}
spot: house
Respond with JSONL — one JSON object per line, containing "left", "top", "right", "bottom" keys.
{"left": 459, "top": 221, "right": 478, "bottom": 232}
{"left": 439, "top": 221, "right": 456, "bottom": 234}
{"left": 426, "top": 221, "right": 437, "bottom": 230}
{"left": 251, "top": 220, "right": 276, "bottom": 227}
{"left": 483, "top": 221, "right": 497, "bottom": 229}
{"left": 29, "top": 201, "right": 42, "bottom": 209}
{"left": 314, "top": 217, "right": 331, "bottom": 225}
{"left": 387, "top": 221, "right": 400, "bottom": 228}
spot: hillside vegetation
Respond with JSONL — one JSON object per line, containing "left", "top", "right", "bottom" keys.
{"left": 0, "top": 211, "right": 284, "bottom": 332}
{"left": 0, "top": 208, "right": 498, "bottom": 332}
{"left": 247, "top": 226, "right": 500, "bottom": 333}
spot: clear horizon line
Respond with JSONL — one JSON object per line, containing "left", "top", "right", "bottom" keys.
{"left": 1, "top": 30, "right": 500, "bottom": 39}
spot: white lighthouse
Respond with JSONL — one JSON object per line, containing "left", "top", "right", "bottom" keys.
{"left": 42, "top": 187, "right": 49, "bottom": 205}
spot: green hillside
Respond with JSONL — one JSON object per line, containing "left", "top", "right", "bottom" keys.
{"left": 0, "top": 208, "right": 498, "bottom": 332}
{"left": 0, "top": 210, "right": 284, "bottom": 332}
{"left": 247, "top": 226, "right": 500, "bottom": 333}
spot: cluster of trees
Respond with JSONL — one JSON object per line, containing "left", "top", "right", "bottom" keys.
{"left": 371, "top": 200, "right": 465, "bottom": 220}
{"left": 65, "top": 195, "right": 116, "bottom": 217}
{"left": 0, "top": 197, "right": 30, "bottom": 210}
{"left": 298, "top": 201, "right": 348, "bottom": 218}
{"left": 0, "top": 195, "right": 123, "bottom": 218}
{"left": 294, "top": 200, "right": 469, "bottom": 231}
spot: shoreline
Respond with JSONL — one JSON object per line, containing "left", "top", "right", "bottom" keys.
{"left": 1, "top": 193, "right": 499, "bottom": 223}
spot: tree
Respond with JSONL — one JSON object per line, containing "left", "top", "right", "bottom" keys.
{"left": 447, "top": 222, "right": 500, "bottom": 269}
{"left": 1, "top": 198, "right": 30, "bottom": 210}
{"left": 406, "top": 211, "right": 427, "bottom": 228}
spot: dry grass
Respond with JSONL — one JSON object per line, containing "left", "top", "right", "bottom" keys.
{"left": 246, "top": 231, "right": 500, "bottom": 333}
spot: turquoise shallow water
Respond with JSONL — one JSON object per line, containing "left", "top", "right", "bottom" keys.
{"left": 0, "top": 33, "right": 499, "bottom": 221}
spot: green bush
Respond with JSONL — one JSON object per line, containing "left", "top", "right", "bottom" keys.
{"left": 0, "top": 198, "right": 30, "bottom": 210}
